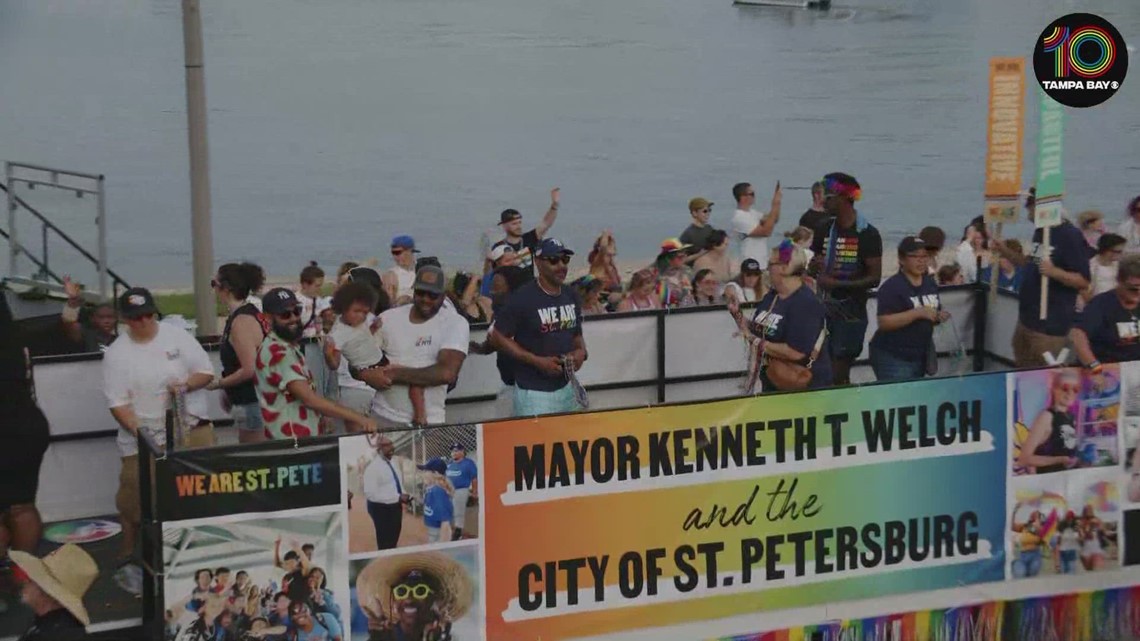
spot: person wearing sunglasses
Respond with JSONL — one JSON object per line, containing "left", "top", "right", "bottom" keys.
{"left": 382, "top": 235, "right": 422, "bottom": 307}
{"left": 679, "top": 197, "right": 716, "bottom": 265}
{"left": 1017, "top": 370, "right": 1081, "bottom": 475}
{"left": 731, "top": 181, "right": 782, "bottom": 267}
{"left": 254, "top": 288, "right": 378, "bottom": 440}
{"left": 484, "top": 187, "right": 561, "bottom": 280}
{"left": 1071, "top": 254, "right": 1140, "bottom": 373}
{"left": 490, "top": 238, "right": 588, "bottom": 416}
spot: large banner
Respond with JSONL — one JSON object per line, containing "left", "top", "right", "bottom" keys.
{"left": 983, "top": 57, "right": 1025, "bottom": 225}
{"left": 481, "top": 375, "right": 1009, "bottom": 640}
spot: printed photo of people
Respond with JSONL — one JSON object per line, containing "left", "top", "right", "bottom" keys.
{"left": 348, "top": 546, "right": 479, "bottom": 641}
{"left": 340, "top": 430, "right": 480, "bottom": 554}
{"left": 1008, "top": 476, "right": 1119, "bottom": 579}
{"left": 1011, "top": 366, "right": 1121, "bottom": 476}
{"left": 1117, "top": 363, "right": 1140, "bottom": 502}
{"left": 162, "top": 511, "right": 348, "bottom": 641}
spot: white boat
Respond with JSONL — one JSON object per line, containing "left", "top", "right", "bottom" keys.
{"left": 733, "top": 0, "right": 831, "bottom": 8}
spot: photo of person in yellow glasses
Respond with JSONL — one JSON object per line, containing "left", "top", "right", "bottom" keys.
{"left": 355, "top": 550, "right": 475, "bottom": 641}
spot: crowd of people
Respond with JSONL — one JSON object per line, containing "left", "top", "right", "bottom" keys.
{"left": 164, "top": 541, "right": 343, "bottom": 641}
{"left": 1011, "top": 505, "right": 1116, "bottom": 578}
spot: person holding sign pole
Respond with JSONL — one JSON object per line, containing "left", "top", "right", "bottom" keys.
{"left": 1070, "top": 255, "right": 1140, "bottom": 369}
{"left": 993, "top": 192, "right": 1090, "bottom": 368}
{"left": 868, "top": 236, "right": 948, "bottom": 381}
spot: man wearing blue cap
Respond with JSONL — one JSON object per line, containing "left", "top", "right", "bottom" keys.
{"left": 383, "top": 235, "right": 421, "bottom": 306}
{"left": 490, "top": 238, "right": 588, "bottom": 416}
{"left": 445, "top": 443, "right": 478, "bottom": 541}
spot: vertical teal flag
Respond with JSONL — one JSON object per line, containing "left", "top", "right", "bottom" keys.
{"left": 1034, "top": 89, "right": 1065, "bottom": 227}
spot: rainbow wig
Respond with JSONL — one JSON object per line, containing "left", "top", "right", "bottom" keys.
{"left": 774, "top": 238, "right": 797, "bottom": 265}
{"left": 823, "top": 172, "right": 862, "bottom": 202}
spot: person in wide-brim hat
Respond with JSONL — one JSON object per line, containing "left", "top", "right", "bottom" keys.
{"left": 11, "top": 543, "right": 97, "bottom": 637}
{"left": 357, "top": 551, "right": 474, "bottom": 624}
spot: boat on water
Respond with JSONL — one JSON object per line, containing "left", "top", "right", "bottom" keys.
{"left": 733, "top": 0, "right": 832, "bottom": 9}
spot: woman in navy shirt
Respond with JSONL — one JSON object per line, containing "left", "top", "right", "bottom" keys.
{"left": 750, "top": 240, "right": 832, "bottom": 391}
{"left": 869, "top": 236, "right": 949, "bottom": 381}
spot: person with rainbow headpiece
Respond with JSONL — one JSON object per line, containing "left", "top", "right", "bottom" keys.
{"left": 809, "top": 172, "right": 883, "bottom": 386}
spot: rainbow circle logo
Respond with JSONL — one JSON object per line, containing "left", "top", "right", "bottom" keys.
{"left": 1034, "top": 13, "right": 1128, "bottom": 108}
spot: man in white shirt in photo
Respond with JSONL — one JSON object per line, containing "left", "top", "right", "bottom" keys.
{"left": 359, "top": 435, "right": 409, "bottom": 550}
{"left": 730, "top": 181, "right": 783, "bottom": 266}
{"left": 102, "top": 287, "right": 216, "bottom": 560}
{"left": 358, "top": 265, "right": 470, "bottom": 428}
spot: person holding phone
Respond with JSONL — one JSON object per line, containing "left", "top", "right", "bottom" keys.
{"left": 731, "top": 181, "right": 782, "bottom": 267}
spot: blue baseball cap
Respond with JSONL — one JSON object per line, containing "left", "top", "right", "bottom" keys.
{"left": 535, "top": 237, "right": 574, "bottom": 258}
{"left": 417, "top": 457, "right": 448, "bottom": 474}
{"left": 450, "top": 442, "right": 466, "bottom": 452}
{"left": 391, "top": 235, "right": 421, "bottom": 253}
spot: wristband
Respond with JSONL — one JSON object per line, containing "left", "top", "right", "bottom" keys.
{"left": 61, "top": 304, "right": 80, "bottom": 323}
{"left": 1087, "top": 360, "right": 1103, "bottom": 373}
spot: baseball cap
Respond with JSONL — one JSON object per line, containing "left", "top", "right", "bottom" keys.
{"left": 489, "top": 245, "right": 515, "bottom": 262}
{"left": 917, "top": 226, "right": 946, "bottom": 251}
{"left": 499, "top": 209, "right": 522, "bottom": 225}
{"left": 450, "top": 442, "right": 466, "bottom": 452}
{"left": 689, "top": 197, "right": 713, "bottom": 212}
{"left": 535, "top": 238, "right": 574, "bottom": 258}
{"left": 740, "top": 258, "right": 762, "bottom": 274}
{"left": 897, "top": 236, "right": 927, "bottom": 256}
{"left": 262, "top": 287, "right": 301, "bottom": 315}
{"left": 118, "top": 287, "right": 158, "bottom": 318}
{"left": 413, "top": 265, "right": 446, "bottom": 295}
{"left": 659, "top": 238, "right": 691, "bottom": 255}
{"left": 417, "top": 457, "right": 448, "bottom": 474}
{"left": 391, "top": 235, "right": 421, "bottom": 253}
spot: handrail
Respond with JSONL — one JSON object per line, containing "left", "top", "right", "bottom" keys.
{"left": 0, "top": 224, "right": 63, "bottom": 284}
{"left": 0, "top": 179, "right": 130, "bottom": 291}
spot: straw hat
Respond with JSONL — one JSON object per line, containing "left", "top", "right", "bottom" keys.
{"left": 356, "top": 551, "right": 474, "bottom": 621}
{"left": 10, "top": 544, "right": 98, "bottom": 625}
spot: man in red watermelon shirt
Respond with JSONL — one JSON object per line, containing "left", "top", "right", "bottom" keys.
{"left": 255, "top": 288, "right": 378, "bottom": 439}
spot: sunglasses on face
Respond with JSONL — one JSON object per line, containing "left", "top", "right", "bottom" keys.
{"left": 391, "top": 248, "right": 405, "bottom": 256}
{"left": 392, "top": 583, "right": 435, "bottom": 600}
{"left": 699, "top": 208, "right": 710, "bottom": 213}
{"left": 274, "top": 308, "right": 302, "bottom": 321}
{"left": 542, "top": 255, "right": 571, "bottom": 265}
{"left": 1056, "top": 383, "right": 1080, "bottom": 394}
{"left": 414, "top": 289, "right": 442, "bottom": 300}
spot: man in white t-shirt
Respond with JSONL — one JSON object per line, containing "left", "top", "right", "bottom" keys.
{"left": 359, "top": 265, "right": 470, "bottom": 427}
{"left": 730, "top": 181, "right": 782, "bottom": 266}
{"left": 102, "top": 288, "right": 216, "bottom": 560}
{"left": 382, "top": 235, "right": 420, "bottom": 306}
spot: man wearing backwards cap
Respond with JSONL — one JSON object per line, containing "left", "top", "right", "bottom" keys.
{"left": 254, "top": 287, "right": 379, "bottom": 439}
{"left": 810, "top": 172, "right": 883, "bottom": 386}
{"left": 490, "top": 238, "right": 588, "bottom": 416}
{"left": 383, "top": 235, "right": 421, "bottom": 306}
{"left": 445, "top": 443, "right": 478, "bottom": 541}
{"left": 102, "top": 286, "right": 217, "bottom": 560}
{"left": 487, "top": 187, "right": 561, "bottom": 278}
{"left": 11, "top": 544, "right": 97, "bottom": 640}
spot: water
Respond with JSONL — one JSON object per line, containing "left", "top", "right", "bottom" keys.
{"left": 1, "top": 0, "right": 1137, "bottom": 287}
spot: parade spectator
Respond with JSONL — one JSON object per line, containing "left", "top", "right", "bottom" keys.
{"left": 297, "top": 262, "right": 326, "bottom": 340}
{"left": 723, "top": 258, "right": 765, "bottom": 306}
{"left": 731, "top": 181, "right": 782, "bottom": 265}
{"left": 207, "top": 262, "right": 268, "bottom": 444}
{"left": 956, "top": 219, "right": 990, "bottom": 283}
{"left": 481, "top": 245, "right": 519, "bottom": 297}
{"left": 655, "top": 238, "right": 695, "bottom": 308}
{"left": 573, "top": 275, "right": 608, "bottom": 315}
{"left": 336, "top": 261, "right": 359, "bottom": 287}
{"left": 1017, "top": 370, "right": 1080, "bottom": 474}
{"left": 798, "top": 181, "right": 830, "bottom": 236}
{"left": 60, "top": 276, "right": 116, "bottom": 352}
{"left": 11, "top": 544, "right": 97, "bottom": 641}
{"left": 490, "top": 238, "right": 588, "bottom": 416}
{"left": 868, "top": 236, "right": 947, "bottom": 381}
{"left": 979, "top": 239, "right": 1025, "bottom": 294}
{"left": 488, "top": 187, "right": 561, "bottom": 278}
{"left": 448, "top": 272, "right": 491, "bottom": 324}
{"left": 616, "top": 269, "right": 662, "bottom": 312}
{"left": 919, "top": 226, "right": 947, "bottom": 274}
{"left": 254, "top": 288, "right": 377, "bottom": 439}
{"left": 679, "top": 197, "right": 715, "bottom": 254}
{"left": 0, "top": 294, "right": 51, "bottom": 561}
{"left": 785, "top": 225, "right": 815, "bottom": 265}
{"left": 445, "top": 443, "right": 478, "bottom": 541}
{"left": 383, "top": 236, "right": 420, "bottom": 306}
{"left": 693, "top": 229, "right": 733, "bottom": 281}
{"left": 750, "top": 240, "right": 831, "bottom": 391}
{"left": 416, "top": 458, "right": 454, "bottom": 544}
{"left": 468, "top": 265, "right": 531, "bottom": 418}
{"left": 811, "top": 172, "right": 882, "bottom": 386}
{"left": 691, "top": 269, "right": 723, "bottom": 306}
{"left": 1084, "top": 233, "right": 1127, "bottom": 302}
{"left": 993, "top": 191, "right": 1091, "bottom": 368}
{"left": 103, "top": 287, "right": 216, "bottom": 560}
{"left": 1115, "top": 195, "right": 1140, "bottom": 253}
{"left": 1078, "top": 210, "right": 1107, "bottom": 251}
{"left": 361, "top": 436, "right": 410, "bottom": 550}
{"left": 937, "top": 263, "right": 964, "bottom": 286}
{"left": 1071, "top": 254, "right": 1140, "bottom": 367}
{"left": 586, "top": 230, "right": 623, "bottom": 307}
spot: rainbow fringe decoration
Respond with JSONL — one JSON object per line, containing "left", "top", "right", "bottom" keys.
{"left": 708, "top": 586, "right": 1140, "bottom": 641}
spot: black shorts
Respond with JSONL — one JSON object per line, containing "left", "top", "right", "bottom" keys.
{"left": 0, "top": 401, "right": 50, "bottom": 511}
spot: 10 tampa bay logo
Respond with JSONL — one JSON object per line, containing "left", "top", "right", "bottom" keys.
{"left": 1034, "top": 13, "right": 1128, "bottom": 108}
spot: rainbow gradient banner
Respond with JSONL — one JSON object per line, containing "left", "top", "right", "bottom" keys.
{"left": 480, "top": 374, "right": 1010, "bottom": 640}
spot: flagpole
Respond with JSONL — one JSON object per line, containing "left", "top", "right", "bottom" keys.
{"left": 182, "top": 0, "right": 217, "bottom": 335}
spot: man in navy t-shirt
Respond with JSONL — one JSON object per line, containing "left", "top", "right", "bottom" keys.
{"left": 490, "top": 237, "right": 588, "bottom": 417}
{"left": 868, "top": 236, "right": 949, "bottom": 381}
{"left": 993, "top": 194, "right": 1091, "bottom": 368}
{"left": 445, "top": 442, "right": 478, "bottom": 541}
{"left": 1071, "top": 255, "right": 1140, "bottom": 368}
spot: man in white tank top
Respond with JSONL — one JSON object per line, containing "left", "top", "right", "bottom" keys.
{"left": 382, "top": 234, "right": 420, "bottom": 306}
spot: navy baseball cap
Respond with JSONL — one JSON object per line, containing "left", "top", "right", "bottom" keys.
{"left": 262, "top": 287, "right": 301, "bottom": 315}
{"left": 450, "top": 442, "right": 466, "bottom": 452}
{"left": 118, "top": 287, "right": 159, "bottom": 318}
{"left": 391, "top": 235, "right": 421, "bottom": 253}
{"left": 417, "top": 457, "right": 448, "bottom": 474}
{"left": 535, "top": 238, "right": 574, "bottom": 258}
{"left": 499, "top": 209, "right": 522, "bottom": 225}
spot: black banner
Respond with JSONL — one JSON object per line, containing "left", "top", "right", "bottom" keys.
{"left": 157, "top": 440, "right": 341, "bottom": 522}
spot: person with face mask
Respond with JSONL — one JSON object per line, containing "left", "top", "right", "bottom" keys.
{"left": 254, "top": 288, "right": 378, "bottom": 440}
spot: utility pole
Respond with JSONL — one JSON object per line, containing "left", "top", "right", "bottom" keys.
{"left": 182, "top": 0, "right": 217, "bottom": 335}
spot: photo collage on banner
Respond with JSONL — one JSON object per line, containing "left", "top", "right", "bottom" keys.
{"left": 1007, "top": 366, "right": 1123, "bottom": 580}
{"left": 340, "top": 425, "right": 483, "bottom": 641}
{"left": 1121, "top": 363, "right": 1140, "bottom": 566}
